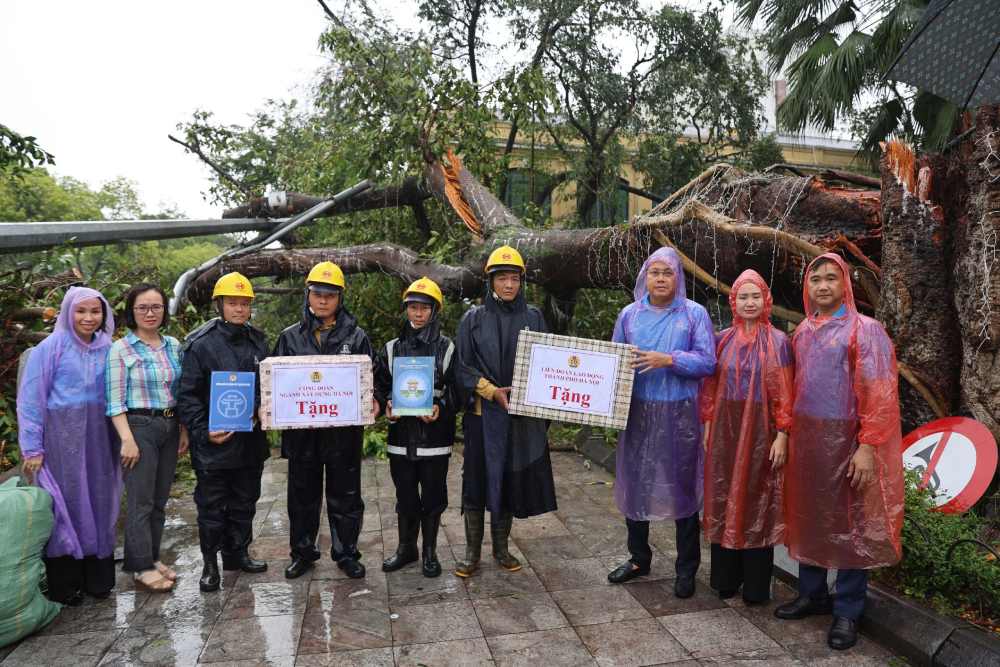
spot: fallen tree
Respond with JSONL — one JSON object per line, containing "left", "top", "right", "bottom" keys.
{"left": 184, "top": 107, "right": 1000, "bottom": 452}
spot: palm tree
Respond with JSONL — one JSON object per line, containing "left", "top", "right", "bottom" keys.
{"left": 734, "top": 0, "right": 958, "bottom": 164}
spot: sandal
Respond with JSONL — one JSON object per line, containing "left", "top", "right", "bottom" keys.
{"left": 154, "top": 561, "right": 178, "bottom": 581}
{"left": 134, "top": 569, "right": 175, "bottom": 592}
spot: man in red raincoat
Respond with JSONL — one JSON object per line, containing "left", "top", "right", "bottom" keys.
{"left": 776, "top": 253, "right": 904, "bottom": 651}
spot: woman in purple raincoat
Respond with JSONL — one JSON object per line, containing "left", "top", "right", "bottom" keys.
{"left": 17, "top": 287, "right": 122, "bottom": 605}
{"left": 607, "top": 248, "right": 716, "bottom": 599}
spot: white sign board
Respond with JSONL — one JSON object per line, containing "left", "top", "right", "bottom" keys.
{"left": 522, "top": 344, "right": 619, "bottom": 418}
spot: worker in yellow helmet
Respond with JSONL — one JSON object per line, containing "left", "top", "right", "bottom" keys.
{"left": 177, "top": 271, "right": 271, "bottom": 592}
{"left": 272, "top": 260, "right": 383, "bottom": 580}
{"left": 374, "top": 277, "right": 457, "bottom": 578}
{"left": 452, "top": 245, "right": 557, "bottom": 578}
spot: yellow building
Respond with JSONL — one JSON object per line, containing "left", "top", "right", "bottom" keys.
{"left": 494, "top": 80, "right": 866, "bottom": 224}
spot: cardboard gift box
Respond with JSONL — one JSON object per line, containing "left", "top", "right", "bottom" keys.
{"left": 259, "top": 355, "right": 375, "bottom": 430}
{"left": 507, "top": 330, "right": 635, "bottom": 430}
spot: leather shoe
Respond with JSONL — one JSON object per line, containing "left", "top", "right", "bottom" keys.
{"left": 422, "top": 551, "right": 442, "bottom": 578}
{"left": 774, "top": 595, "right": 833, "bottom": 620}
{"left": 200, "top": 556, "right": 221, "bottom": 592}
{"left": 674, "top": 575, "right": 695, "bottom": 599}
{"left": 828, "top": 616, "right": 859, "bottom": 650}
{"left": 607, "top": 561, "right": 649, "bottom": 584}
{"left": 223, "top": 553, "right": 268, "bottom": 573}
{"left": 284, "top": 557, "right": 314, "bottom": 580}
{"left": 338, "top": 558, "right": 366, "bottom": 579}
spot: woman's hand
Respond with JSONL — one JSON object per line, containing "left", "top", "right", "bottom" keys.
{"left": 632, "top": 350, "right": 673, "bottom": 374}
{"left": 22, "top": 455, "right": 43, "bottom": 482}
{"left": 702, "top": 423, "right": 710, "bottom": 453}
{"left": 208, "top": 431, "right": 234, "bottom": 445}
{"left": 493, "top": 387, "right": 511, "bottom": 411}
{"left": 121, "top": 438, "right": 141, "bottom": 469}
{"left": 178, "top": 426, "right": 190, "bottom": 456}
{"left": 372, "top": 399, "right": 382, "bottom": 419}
{"left": 769, "top": 432, "right": 788, "bottom": 470}
{"left": 386, "top": 400, "right": 398, "bottom": 422}
{"left": 848, "top": 443, "right": 876, "bottom": 488}
{"left": 419, "top": 404, "right": 441, "bottom": 424}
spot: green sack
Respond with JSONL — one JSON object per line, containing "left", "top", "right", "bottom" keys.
{"left": 0, "top": 476, "right": 61, "bottom": 648}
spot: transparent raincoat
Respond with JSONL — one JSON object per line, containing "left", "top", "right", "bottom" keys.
{"left": 613, "top": 248, "right": 716, "bottom": 520}
{"left": 785, "top": 253, "right": 903, "bottom": 569}
{"left": 16, "top": 287, "right": 121, "bottom": 559}
{"left": 700, "top": 270, "right": 792, "bottom": 549}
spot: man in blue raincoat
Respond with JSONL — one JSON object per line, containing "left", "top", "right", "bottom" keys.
{"left": 606, "top": 247, "right": 716, "bottom": 598}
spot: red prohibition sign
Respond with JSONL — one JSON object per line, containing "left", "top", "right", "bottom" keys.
{"left": 901, "top": 417, "right": 998, "bottom": 514}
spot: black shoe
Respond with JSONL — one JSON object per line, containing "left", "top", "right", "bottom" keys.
{"left": 608, "top": 561, "right": 649, "bottom": 584}
{"left": 338, "top": 558, "right": 366, "bottom": 579}
{"left": 774, "top": 595, "right": 833, "bottom": 620}
{"left": 284, "top": 557, "right": 314, "bottom": 580}
{"left": 674, "top": 575, "right": 696, "bottom": 599}
{"left": 58, "top": 589, "right": 85, "bottom": 606}
{"left": 199, "top": 556, "right": 221, "bottom": 592}
{"left": 223, "top": 552, "right": 268, "bottom": 573}
{"left": 828, "top": 616, "right": 859, "bottom": 650}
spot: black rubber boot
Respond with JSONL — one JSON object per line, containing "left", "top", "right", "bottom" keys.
{"left": 454, "top": 510, "right": 484, "bottom": 578}
{"left": 491, "top": 513, "right": 521, "bottom": 572}
{"left": 421, "top": 513, "right": 442, "bottom": 578}
{"left": 382, "top": 514, "right": 420, "bottom": 572}
{"left": 199, "top": 553, "right": 221, "bottom": 592}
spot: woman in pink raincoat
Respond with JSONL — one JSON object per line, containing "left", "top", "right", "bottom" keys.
{"left": 700, "top": 269, "right": 793, "bottom": 604}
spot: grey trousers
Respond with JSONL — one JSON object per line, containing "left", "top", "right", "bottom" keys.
{"left": 123, "top": 413, "right": 179, "bottom": 572}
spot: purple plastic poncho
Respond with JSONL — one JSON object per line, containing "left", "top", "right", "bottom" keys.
{"left": 16, "top": 287, "right": 121, "bottom": 559}
{"left": 613, "top": 248, "right": 716, "bottom": 521}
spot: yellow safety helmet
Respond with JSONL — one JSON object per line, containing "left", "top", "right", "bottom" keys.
{"left": 212, "top": 272, "right": 256, "bottom": 299}
{"left": 402, "top": 277, "right": 444, "bottom": 309}
{"left": 306, "top": 261, "right": 346, "bottom": 290}
{"left": 485, "top": 245, "right": 526, "bottom": 275}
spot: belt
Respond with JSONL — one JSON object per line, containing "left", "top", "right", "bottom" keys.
{"left": 128, "top": 407, "right": 176, "bottom": 418}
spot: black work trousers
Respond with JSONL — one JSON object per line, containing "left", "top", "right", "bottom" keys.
{"left": 44, "top": 555, "right": 115, "bottom": 603}
{"left": 194, "top": 465, "right": 263, "bottom": 558}
{"left": 626, "top": 514, "right": 701, "bottom": 578}
{"left": 288, "top": 440, "right": 364, "bottom": 563}
{"left": 390, "top": 454, "right": 449, "bottom": 518}
{"left": 710, "top": 543, "right": 775, "bottom": 603}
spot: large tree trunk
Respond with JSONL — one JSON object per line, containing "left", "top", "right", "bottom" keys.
{"left": 877, "top": 146, "right": 961, "bottom": 433}
{"left": 952, "top": 106, "right": 1000, "bottom": 438}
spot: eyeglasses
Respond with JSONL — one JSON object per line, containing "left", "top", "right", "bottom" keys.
{"left": 134, "top": 305, "right": 164, "bottom": 314}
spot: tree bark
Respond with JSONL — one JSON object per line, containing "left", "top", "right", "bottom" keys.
{"left": 877, "top": 147, "right": 961, "bottom": 433}
{"left": 952, "top": 106, "right": 1000, "bottom": 437}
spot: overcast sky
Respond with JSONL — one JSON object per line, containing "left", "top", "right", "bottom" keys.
{"left": 3, "top": 1, "right": 752, "bottom": 222}
{"left": 3, "top": 0, "right": 332, "bottom": 219}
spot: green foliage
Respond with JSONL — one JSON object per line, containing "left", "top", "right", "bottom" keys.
{"left": 878, "top": 470, "right": 1000, "bottom": 623}
{"left": 735, "top": 0, "right": 958, "bottom": 163}
{"left": 363, "top": 424, "right": 389, "bottom": 460}
{"left": 0, "top": 124, "right": 54, "bottom": 177}
{"left": 0, "top": 169, "right": 212, "bottom": 470}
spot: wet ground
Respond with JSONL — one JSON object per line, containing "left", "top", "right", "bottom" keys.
{"left": 0, "top": 450, "right": 902, "bottom": 665}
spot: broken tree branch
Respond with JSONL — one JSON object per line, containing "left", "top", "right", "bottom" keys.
{"left": 167, "top": 134, "right": 251, "bottom": 198}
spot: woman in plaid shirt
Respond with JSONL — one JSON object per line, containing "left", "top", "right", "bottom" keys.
{"left": 106, "top": 283, "right": 188, "bottom": 593}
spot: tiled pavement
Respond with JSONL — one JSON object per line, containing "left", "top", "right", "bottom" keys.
{"left": 0, "top": 451, "right": 902, "bottom": 666}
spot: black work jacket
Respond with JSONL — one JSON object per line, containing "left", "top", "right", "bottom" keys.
{"left": 177, "top": 318, "right": 270, "bottom": 470}
{"left": 375, "top": 318, "right": 457, "bottom": 460}
{"left": 272, "top": 304, "right": 381, "bottom": 459}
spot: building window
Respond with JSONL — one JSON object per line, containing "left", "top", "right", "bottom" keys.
{"left": 581, "top": 178, "right": 629, "bottom": 225}
{"left": 503, "top": 169, "right": 552, "bottom": 218}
